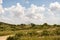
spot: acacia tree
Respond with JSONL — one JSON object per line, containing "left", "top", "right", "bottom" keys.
{"left": 43, "top": 23, "right": 48, "bottom": 26}
{"left": 20, "top": 24, "right": 26, "bottom": 29}
{"left": 42, "top": 23, "right": 50, "bottom": 29}
{"left": 30, "top": 23, "right": 35, "bottom": 27}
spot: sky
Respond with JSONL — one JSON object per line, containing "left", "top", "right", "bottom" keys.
{"left": 0, "top": 0, "right": 60, "bottom": 24}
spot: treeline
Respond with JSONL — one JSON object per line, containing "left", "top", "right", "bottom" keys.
{"left": 0, "top": 22, "right": 60, "bottom": 31}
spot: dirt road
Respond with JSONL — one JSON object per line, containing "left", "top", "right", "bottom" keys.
{"left": 0, "top": 35, "right": 13, "bottom": 40}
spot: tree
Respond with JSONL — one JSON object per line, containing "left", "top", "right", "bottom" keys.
{"left": 53, "top": 24, "right": 57, "bottom": 27}
{"left": 42, "top": 23, "right": 50, "bottom": 29}
{"left": 20, "top": 24, "right": 26, "bottom": 28}
{"left": 30, "top": 23, "right": 35, "bottom": 27}
{"left": 43, "top": 23, "right": 48, "bottom": 26}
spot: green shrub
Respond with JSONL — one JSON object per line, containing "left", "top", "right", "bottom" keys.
{"left": 41, "top": 30, "right": 50, "bottom": 36}
{"left": 27, "top": 31, "right": 38, "bottom": 36}
{"left": 55, "top": 28, "right": 60, "bottom": 35}
{"left": 7, "top": 36, "right": 15, "bottom": 40}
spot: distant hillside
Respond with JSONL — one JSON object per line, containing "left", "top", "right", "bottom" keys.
{"left": 0, "top": 22, "right": 60, "bottom": 36}
{"left": 0, "top": 22, "right": 60, "bottom": 31}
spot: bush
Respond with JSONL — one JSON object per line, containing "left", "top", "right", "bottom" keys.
{"left": 7, "top": 35, "right": 21, "bottom": 40}
{"left": 55, "top": 28, "right": 60, "bottom": 35}
{"left": 41, "top": 30, "right": 50, "bottom": 36}
{"left": 15, "top": 33, "right": 23, "bottom": 37}
{"left": 27, "top": 31, "right": 38, "bottom": 36}
{"left": 7, "top": 36, "right": 15, "bottom": 40}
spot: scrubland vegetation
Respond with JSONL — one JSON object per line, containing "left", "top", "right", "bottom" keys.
{"left": 0, "top": 22, "right": 60, "bottom": 40}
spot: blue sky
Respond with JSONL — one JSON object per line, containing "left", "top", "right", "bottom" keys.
{"left": 0, "top": 0, "right": 60, "bottom": 24}
{"left": 3, "top": 0, "right": 60, "bottom": 8}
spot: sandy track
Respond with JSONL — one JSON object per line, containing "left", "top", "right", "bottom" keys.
{"left": 0, "top": 35, "right": 13, "bottom": 40}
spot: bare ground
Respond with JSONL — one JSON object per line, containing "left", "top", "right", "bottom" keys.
{"left": 0, "top": 35, "right": 13, "bottom": 40}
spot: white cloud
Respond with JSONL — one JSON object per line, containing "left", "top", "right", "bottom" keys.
{"left": 46, "top": 2, "right": 60, "bottom": 24}
{"left": 26, "top": 4, "right": 45, "bottom": 19}
{"left": 0, "top": 5, "right": 4, "bottom": 13}
{"left": 50, "top": 2, "right": 60, "bottom": 11}
{"left": 0, "top": 0, "right": 2, "bottom": 4}
{"left": 0, "top": 3, "right": 46, "bottom": 24}
{"left": 0, "top": 1, "right": 60, "bottom": 24}
{"left": 49, "top": 2, "right": 60, "bottom": 17}
{"left": 0, "top": 0, "right": 4, "bottom": 13}
{"left": 25, "top": 4, "right": 46, "bottom": 24}
{"left": 2, "top": 3, "right": 25, "bottom": 24}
